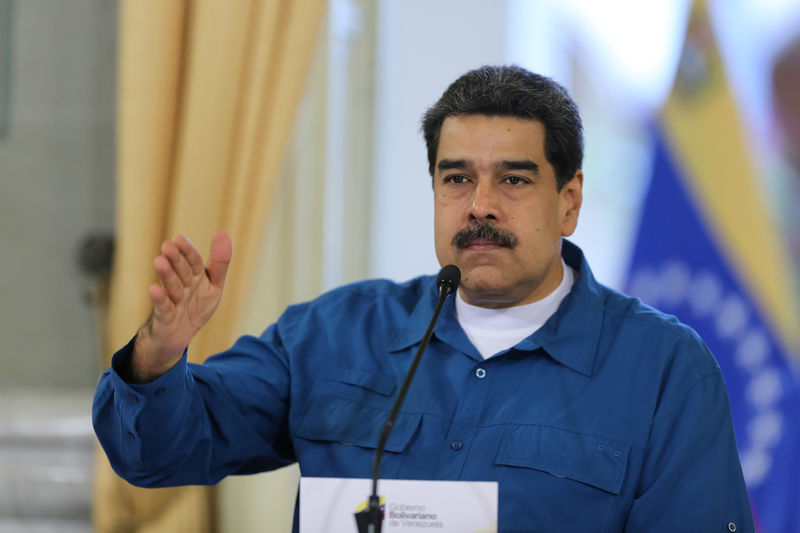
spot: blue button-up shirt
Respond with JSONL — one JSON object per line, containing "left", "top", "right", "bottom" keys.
{"left": 93, "top": 240, "right": 754, "bottom": 532}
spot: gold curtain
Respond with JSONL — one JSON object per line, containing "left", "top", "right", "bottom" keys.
{"left": 94, "top": 1, "right": 326, "bottom": 531}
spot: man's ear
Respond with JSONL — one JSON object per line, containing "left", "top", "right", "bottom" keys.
{"left": 560, "top": 170, "right": 583, "bottom": 237}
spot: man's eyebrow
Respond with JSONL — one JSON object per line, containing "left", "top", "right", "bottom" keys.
{"left": 436, "top": 158, "right": 539, "bottom": 173}
{"left": 437, "top": 159, "right": 473, "bottom": 172}
{"left": 496, "top": 159, "right": 539, "bottom": 174}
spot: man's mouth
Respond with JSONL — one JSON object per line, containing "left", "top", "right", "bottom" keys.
{"left": 452, "top": 223, "right": 518, "bottom": 249}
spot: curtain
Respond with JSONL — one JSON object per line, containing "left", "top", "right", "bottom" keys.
{"left": 94, "top": 1, "right": 326, "bottom": 531}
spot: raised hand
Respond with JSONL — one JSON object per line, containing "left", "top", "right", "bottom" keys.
{"left": 131, "top": 231, "right": 232, "bottom": 382}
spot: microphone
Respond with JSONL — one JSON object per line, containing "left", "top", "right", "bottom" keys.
{"left": 437, "top": 264, "right": 461, "bottom": 297}
{"left": 355, "top": 265, "right": 461, "bottom": 533}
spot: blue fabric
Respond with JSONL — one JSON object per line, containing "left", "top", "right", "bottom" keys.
{"left": 93, "top": 240, "right": 754, "bottom": 533}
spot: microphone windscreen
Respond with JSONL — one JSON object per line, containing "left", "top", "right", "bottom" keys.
{"left": 437, "top": 264, "right": 461, "bottom": 294}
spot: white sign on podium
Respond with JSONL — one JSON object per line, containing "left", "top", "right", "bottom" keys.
{"left": 299, "top": 477, "right": 498, "bottom": 533}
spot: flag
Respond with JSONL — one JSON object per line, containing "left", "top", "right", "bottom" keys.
{"left": 625, "top": 3, "right": 800, "bottom": 531}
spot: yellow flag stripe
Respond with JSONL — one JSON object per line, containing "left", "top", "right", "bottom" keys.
{"left": 661, "top": 2, "right": 800, "bottom": 350}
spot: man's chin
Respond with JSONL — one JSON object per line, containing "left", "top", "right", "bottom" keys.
{"left": 460, "top": 262, "right": 506, "bottom": 280}
{"left": 459, "top": 273, "right": 515, "bottom": 301}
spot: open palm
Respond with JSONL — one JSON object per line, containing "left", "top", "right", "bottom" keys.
{"left": 133, "top": 231, "right": 232, "bottom": 381}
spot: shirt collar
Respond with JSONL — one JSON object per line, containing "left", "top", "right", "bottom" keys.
{"left": 515, "top": 240, "right": 604, "bottom": 376}
{"left": 387, "top": 239, "right": 604, "bottom": 375}
{"left": 388, "top": 275, "right": 480, "bottom": 359}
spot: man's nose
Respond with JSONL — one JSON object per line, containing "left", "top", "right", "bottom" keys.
{"left": 469, "top": 181, "right": 499, "bottom": 221}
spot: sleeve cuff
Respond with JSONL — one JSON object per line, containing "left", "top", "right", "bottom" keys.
{"left": 109, "top": 334, "right": 190, "bottom": 408}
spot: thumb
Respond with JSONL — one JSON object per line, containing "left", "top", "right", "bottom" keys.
{"left": 206, "top": 230, "right": 232, "bottom": 287}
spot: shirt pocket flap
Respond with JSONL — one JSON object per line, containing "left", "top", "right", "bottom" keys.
{"left": 296, "top": 396, "right": 420, "bottom": 453}
{"left": 332, "top": 369, "right": 397, "bottom": 397}
{"left": 495, "top": 425, "right": 629, "bottom": 495}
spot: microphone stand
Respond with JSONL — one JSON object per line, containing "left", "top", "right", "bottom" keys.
{"left": 355, "top": 266, "right": 459, "bottom": 533}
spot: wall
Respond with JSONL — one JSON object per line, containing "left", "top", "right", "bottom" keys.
{"left": 0, "top": 0, "right": 116, "bottom": 388}
{"left": 369, "top": 0, "right": 509, "bottom": 281}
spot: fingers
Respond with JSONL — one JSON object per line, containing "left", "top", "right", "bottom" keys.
{"left": 153, "top": 235, "right": 204, "bottom": 302}
{"left": 206, "top": 231, "right": 232, "bottom": 288}
{"left": 173, "top": 235, "right": 204, "bottom": 276}
{"left": 148, "top": 283, "right": 172, "bottom": 318}
{"left": 148, "top": 283, "right": 167, "bottom": 306}
{"left": 154, "top": 254, "right": 186, "bottom": 304}
{"left": 152, "top": 231, "right": 231, "bottom": 304}
{"left": 161, "top": 239, "right": 194, "bottom": 285}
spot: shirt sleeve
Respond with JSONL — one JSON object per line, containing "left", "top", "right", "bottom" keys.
{"left": 92, "top": 324, "right": 295, "bottom": 488}
{"left": 624, "top": 342, "right": 755, "bottom": 532}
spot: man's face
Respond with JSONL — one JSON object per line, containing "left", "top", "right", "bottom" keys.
{"left": 433, "top": 114, "right": 583, "bottom": 308}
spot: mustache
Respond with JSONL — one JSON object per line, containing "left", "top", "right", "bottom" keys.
{"left": 452, "top": 222, "right": 518, "bottom": 249}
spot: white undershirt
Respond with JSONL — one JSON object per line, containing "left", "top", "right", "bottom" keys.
{"left": 455, "top": 259, "right": 576, "bottom": 359}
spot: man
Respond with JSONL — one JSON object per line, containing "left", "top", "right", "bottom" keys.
{"left": 94, "top": 65, "right": 754, "bottom": 532}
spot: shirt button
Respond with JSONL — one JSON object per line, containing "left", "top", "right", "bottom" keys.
{"left": 450, "top": 440, "right": 463, "bottom": 451}
{"left": 475, "top": 368, "right": 487, "bottom": 379}
{"left": 155, "top": 388, "right": 165, "bottom": 397}
{"left": 728, "top": 523, "right": 736, "bottom": 532}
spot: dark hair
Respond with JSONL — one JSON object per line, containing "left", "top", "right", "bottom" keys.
{"left": 421, "top": 65, "right": 583, "bottom": 190}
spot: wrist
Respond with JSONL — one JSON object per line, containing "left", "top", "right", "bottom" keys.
{"left": 131, "top": 329, "right": 184, "bottom": 383}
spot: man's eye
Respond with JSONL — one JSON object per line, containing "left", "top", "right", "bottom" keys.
{"left": 505, "top": 176, "right": 527, "bottom": 185}
{"left": 445, "top": 175, "right": 468, "bottom": 184}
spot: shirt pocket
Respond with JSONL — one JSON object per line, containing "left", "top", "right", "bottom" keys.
{"left": 293, "top": 370, "right": 422, "bottom": 477}
{"left": 332, "top": 368, "right": 397, "bottom": 397}
{"left": 493, "top": 424, "right": 630, "bottom": 532}
{"left": 496, "top": 424, "right": 629, "bottom": 494}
